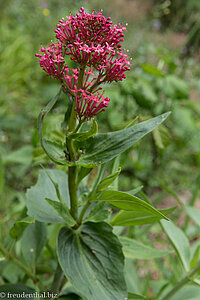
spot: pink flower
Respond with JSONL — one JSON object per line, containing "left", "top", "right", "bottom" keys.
{"left": 62, "top": 67, "right": 102, "bottom": 94}
{"left": 55, "top": 7, "right": 128, "bottom": 69}
{"left": 35, "top": 43, "right": 65, "bottom": 80}
{"left": 101, "top": 51, "right": 131, "bottom": 82}
{"left": 73, "top": 89, "right": 110, "bottom": 120}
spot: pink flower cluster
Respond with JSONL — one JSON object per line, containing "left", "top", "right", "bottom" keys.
{"left": 73, "top": 89, "right": 110, "bottom": 120}
{"left": 36, "top": 7, "right": 131, "bottom": 120}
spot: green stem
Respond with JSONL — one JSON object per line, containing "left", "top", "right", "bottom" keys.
{"left": 77, "top": 65, "right": 86, "bottom": 89}
{"left": 78, "top": 201, "right": 91, "bottom": 224}
{"left": 67, "top": 66, "right": 86, "bottom": 220}
{"left": 161, "top": 262, "right": 200, "bottom": 300}
{"left": 74, "top": 120, "right": 83, "bottom": 133}
{"left": 51, "top": 264, "right": 64, "bottom": 294}
{"left": 77, "top": 165, "right": 106, "bottom": 224}
{"left": 0, "top": 243, "right": 36, "bottom": 282}
{"left": 68, "top": 166, "right": 78, "bottom": 219}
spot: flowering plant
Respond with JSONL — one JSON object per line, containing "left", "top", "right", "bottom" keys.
{"left": 27, "top": 7, "right": 169, "bottom": 300}
{"left": 36, "top": 7, "right": 131, "bottom": 122}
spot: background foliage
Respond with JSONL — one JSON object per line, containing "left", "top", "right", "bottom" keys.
{"left": 0, "top": 0, "right": 200, "bottom": 299}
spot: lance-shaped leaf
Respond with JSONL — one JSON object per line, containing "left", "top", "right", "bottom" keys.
{"left": 57, "top": 222, "right": 127, "bottom": 300}
{"left": 26, "top": 169, "right": 70, "bottom": 223}
{"left": 119, "top": 237, "right": 172, "bottom": 259}
{"left": 111, "top": 207, "right": 176, "bottom": 226}
{"left": 77, "top": 167, "right": 93, "bottom": 186}
{"left": 76, "top": 112, "right": 170, "bottom": 167}
{"left": 185, "top": 206, "right": 200, "bottom": 226}
{"left": 97, "top": 191, "right": 168, "bottom": 220}
{"left": 96, "top": 168, "right": 121, "bottom": 192}
{"left": 38, "top": 87, "right": 68, "bottom": 165}
{"left": 161, "top": 220, "right": 191, "bottom": 272}
{"left": 38, "top": 106, "right": 170, "bottom": 167}
{"left": 126, "top": 186, "right": 144, "bottom": 196}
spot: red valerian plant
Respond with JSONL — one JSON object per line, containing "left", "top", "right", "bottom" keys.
{"left": 35, "top": 7, "right": 131, "bottom": 120}
{"left": 24, "top": 7, "right": 170, "bottom": 300}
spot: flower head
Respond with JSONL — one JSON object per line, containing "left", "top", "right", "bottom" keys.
{"left": 35, "top": 7, "right": 131, "bottom": 120}
{"left": 73, "top": 89, "right": 110, "bottom": 120}
{"left": 35, "top": 43, "right": 65, "bottom": 80}
{"left": 55, "top": 7, "right": 129, "bottom": 70}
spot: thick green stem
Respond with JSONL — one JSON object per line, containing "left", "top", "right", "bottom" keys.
{"left": 68, "top": 166, "right": 78, "bottom": 219}
{"left": 161, "top": 262, "right": 200, "bottom": 300}
{"left": 0, "top": 243, "right": 36, "bottom": 282}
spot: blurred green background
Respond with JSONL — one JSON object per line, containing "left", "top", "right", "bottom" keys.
{"left": 0, "top": 0, "right": 200, "bottom": 295}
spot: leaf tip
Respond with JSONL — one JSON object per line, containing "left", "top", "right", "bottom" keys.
{"left": 161, "top": 111, "right": 171, "bottom": 121}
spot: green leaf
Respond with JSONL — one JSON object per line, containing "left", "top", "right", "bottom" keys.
{"left": 21, "top": 221, "right": 47, "bottom": 266}
{"left": 38, "top": 112, "right": 170, "bottom": 167}
{"left": 42, "top": 139, "right": 75, "bottom": 166}
{"left": 97, "top": 191, "right": 168, "bottom": 220}
{"left": 2, "top": 263, "right": 24, "bottom": 284}
{"left": 119, "top": 237, "right": 172, "bottom": 259}
{"left": 124, "top": 259, "right": 141, "bottom": 295}
{"left": 0, "top": 284, "right": 35, "bottom": 300}
{"left": 37, "top": 87, "right": 72, "bottom": 165}
{"left": 26, "top": 169, "right": 70, "bottom": 223}
{"left": 190, "top": 245, "right": 200, "bottom": 269}
{"left": 69, "top": 119, "right": 98, "bottom": 142}
{"left": 77, "top": 167, "right": 93, "bottom": 186}
{"left": 9, "top": 217, "right": 35, "bottom": 239}
{"left": 152, "top": 127, "right": 164, "bottom": 149}
{"left": 45, "top": 198, "right": 76, "bottom": 227}
{"left": 152, "top": 125, "right": 171, "bottom": 149}
{"left": 125, "top": 116, "right": 139, "bottom": 128}
{"left": 76, "top": 112, "right": 170, "bottom": 167}
{"left": 62, "top": 95, "right": 73, "bottom": 129}
{"left": 169, "top": 286, "right": 200, "bottom": 300}
{"left": 185, "top": 206, "right": 200, "bottom": 226}
{"left": 96, "top": 168, "right": 121, "bottom": 192}
{"left": 60, "top": 281, "right": 84, "bottom": 299}
{"left": 126, "top": 186, "right": 143, "bottom": 196}
{"left": 111, "top": 207, "right": 176, "bottom": 226}
{"left": 161, "top": 220, "right": 191, "bottom": 272}
{"left": 131, "top": 78, "right": 158, "bottom": 109}
{"left": 128, "top": 292, "right": 146, "bottom": 299}
{"left": 84, "top": 202, "right": 111, "bottom": 223}
{"left": 57, "top": 222, "right": 127, "bottom": 300}
{"left": 142, "top": 64, "right": 164, "bottom": 77}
